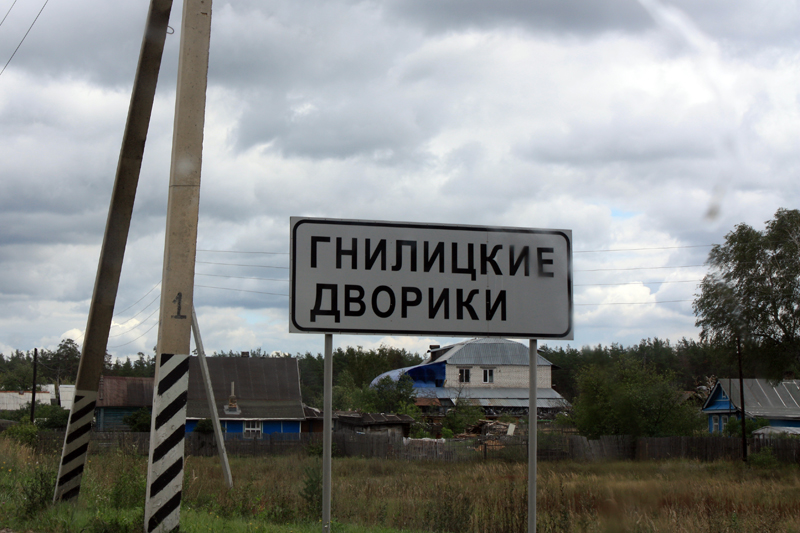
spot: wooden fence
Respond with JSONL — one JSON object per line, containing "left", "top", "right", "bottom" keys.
{"left": 25, "top": 430, "right": 800, "bottom": 464}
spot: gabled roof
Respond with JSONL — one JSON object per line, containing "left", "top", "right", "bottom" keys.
{"left": 702, "top": 379, "right": 800, "bottom": 421}
{"left": 97, "top": 376, "right": 153, "bottom": 408}
{"left": 428, "top": 338, "right": 553, "bottom": 366}
{"left": 186, "top": 357, "right": 305, "bottom": 421}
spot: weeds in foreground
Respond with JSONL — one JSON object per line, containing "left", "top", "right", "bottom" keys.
{"left": 3, "top": 435, "right": 800, "bottom": 532}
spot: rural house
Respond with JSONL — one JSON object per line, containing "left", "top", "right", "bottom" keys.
{"left": 701, "top": 378, "right": 800, "bottom": 434}
{"left": 186, "top": 356, "right": 306, "bottom": 437}
{"left": 95, "top": 376, "right": 153, "bottom": 431}
{"left": 370, "top": 338, "right": 569, "bottom": 418}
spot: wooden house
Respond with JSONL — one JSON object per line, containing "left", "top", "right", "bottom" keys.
{"left": 702, "top": 378, "right": 800, "bottom": 434}
{"left": 185, "top": 356, "right": 306, "bottom": 437}
{"left": 95, "top": 376, "right": 153, "bottom": 431}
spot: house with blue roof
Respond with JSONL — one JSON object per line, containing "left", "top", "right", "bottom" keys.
{"left": 370, "top": 338, "right": 569, "bottom": 418}
{"left": 701, "top": 378, "right": 800, "bottom": 434}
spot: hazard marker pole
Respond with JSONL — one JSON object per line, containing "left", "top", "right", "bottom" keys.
{"left": 54, "top": 0, "right": 174, "bottom": 504}
{"left": 191, "top": 306, "right": 233, "bottom": 487}
{"left": 528, "top": 339, "right": 538, "bottom": 533}
{"left": 144, "top": 1, "right": 212, "bottom": 531}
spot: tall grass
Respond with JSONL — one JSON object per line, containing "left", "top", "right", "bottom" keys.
{"left": 2, "top": 434, "right": 800, "bottom": 532}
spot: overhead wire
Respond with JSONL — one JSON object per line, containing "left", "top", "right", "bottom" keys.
{"left": 0, "top": 0, "right": 18, "bottom": 28}
{"left": 0, "top": 0, "right": 50, "bottom": 77}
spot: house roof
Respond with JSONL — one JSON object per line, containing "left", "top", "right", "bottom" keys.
{"left": 428, "top": 338, "right": 553, "bottom": 366}
{"left": 703, "top": 379, "right": 800, "bottom": 420}
{"left": 186, "top": 356, "right": 305, "bottom": 421}
{"left": 371, "top": 338, "right": 554, "bottom": 387}
{"left": 97, "top": 376, "right": 153, "bottom": 408}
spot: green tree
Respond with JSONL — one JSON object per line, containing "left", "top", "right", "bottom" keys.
{"left": 358, "top": 374, "right": 417, "bottom": 414}
{"left": 572, "top": 355, "right": 703, "bottom": 439}
{"left": 723, "top": 416, "right": 769, "bottom": 439}
{"left": 122, "top": 407, "right": 152, "bottom": 432}
{"left": 694, "top": 208, "right": 800, "bottom": 378}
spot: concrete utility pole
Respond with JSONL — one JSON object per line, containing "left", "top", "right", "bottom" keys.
{"left": 54, "top": 0, "right": 174, "bottom": 503}
{"left": 144, "top": 1, "right": 212, "bottom": 531}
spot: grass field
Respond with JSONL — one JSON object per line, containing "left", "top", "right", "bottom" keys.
{"left": 1, "top": 437, "right": 800, "bottom": 532}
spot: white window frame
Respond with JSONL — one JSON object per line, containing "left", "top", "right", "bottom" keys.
{"left": 244, "top": 420, "right": 262, "bottom": 438}
{"left": 483, "top": 369, "right": 494, "bottom": 383}
{"left": 712, "top": 415, "right": 719, "bottom": 433}
{"left": 459, "top": 368, "right": 471, "bottom": 383}
{"left": 721, "top": 415, "right": 729, "bottom": 431}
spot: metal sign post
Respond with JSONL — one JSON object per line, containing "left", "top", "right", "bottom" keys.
{"left": 144, "top": 1, "right": 212, "bottom": 531}
{"left": 54, "top": 0, "right": 174, "bottom": 503}
{"left": 322, "top": 334, "right": 333, "bottom": 532}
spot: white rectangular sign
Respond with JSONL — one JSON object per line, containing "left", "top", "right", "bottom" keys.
{"left": 290, "top": 217, "right": 573, "bottom": 339}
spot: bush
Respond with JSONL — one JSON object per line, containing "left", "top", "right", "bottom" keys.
{"left": 194, "top": 418, "right": 215, "bottom": 435}
{"left": 749, "top": 447, "right": 779, "bottom": 469}
{"left": 723, "top": 417, "right": 769, "bottom": 438}
{"left": 122, "top": 407, "right": 151, "bottom": 432}
{"left": 20, "top": 463, "right": 56, "bottom": 517}
{"left": 3, "top": 422, "right": 38, "bottom": 447}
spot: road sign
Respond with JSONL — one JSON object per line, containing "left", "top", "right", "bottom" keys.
{"left": 290, "top": 217, "right": 573, "bottom": 339}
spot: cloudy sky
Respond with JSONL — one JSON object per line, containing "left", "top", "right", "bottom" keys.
{"left": 1, "top": 0, "right": 798, "bottom": 361}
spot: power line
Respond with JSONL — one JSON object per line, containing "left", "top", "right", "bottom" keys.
{"left": 574, "top": 245, "right": 715, "bottom": 253}
{"left": 195, "top": 273, "right": 289, "bottom": 282}
{"left": 108, "top": 307, "right": 160, "bottom": 337}
{"left": 0, "top": 0, "right": 18, "bottom": 29}
{"left": 575, "top": 264, "right": 706, "bottom": 272}
{"left": 109, "top": 294, "right": 161, "bottom": 330}
{"left": 108, "top": 320, "right": 160, "bottom": 349}
{"left": 115, "top": 282, "right": 161, "bottom": 315}
{"left": 196, "top": 261, "right": 289, "bottom": 269}
{"left": 195, "top": 284, "right": 288, "bottom": 297}
{"left": 0, "top": 0, "right": 49, "bottom": 78}
{"left": 575, "top": 279, "right": 702, "bottom": 287}
{"left": 197, "top": 249, "right": 289, "bottom": 255}
{"left": 575, "top": 299, "right": 693, "bottom": 306}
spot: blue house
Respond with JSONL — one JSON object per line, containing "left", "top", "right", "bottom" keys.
{"left": 701, "top": 378, "right": 800, "bottom": 434}
{"left": 186, "top": 356, "right": 305, "bottom": 437}
{"left": 371, "top": 338, "right": 569, "bottom": 418}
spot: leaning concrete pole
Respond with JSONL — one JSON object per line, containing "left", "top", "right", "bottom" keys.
{"left": 54, "top": 0, "right": 174, "bottom": 504}
{"left": 144, "top": 1, "right": 212, "bottom": 531}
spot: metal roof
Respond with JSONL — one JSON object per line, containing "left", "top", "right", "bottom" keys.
{"left": 709, "top": 379, "right": 800, "bottom": 420}
{"left": 187, "top": 357, "right": 305, "bottom": 421}
{"left": 416, "top": 386, "right": 569, "bottom": 409}
{"left": 429, "top": 338, "right": 553, "bottom": 366}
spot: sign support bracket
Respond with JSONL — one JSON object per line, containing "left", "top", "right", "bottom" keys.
{"left": 322, "top": 333, "right": 333, "bottom": 532}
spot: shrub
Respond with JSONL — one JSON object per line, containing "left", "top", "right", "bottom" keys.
{"left": 3, "top": 422, "right": 38, "bottom": 447}
{"left": 20, "top": 463, "right": 56, "bottom": 517}
{"left": 749, "top": 446, "right": 779, "bottom": 469}
{"left": 194, "top": 418, "right": 215, "bottom": 435}
{"left": 300, "top": 460, "right": 322, "bottom": 516}
{"left": 122, "top": 407, "right": 151, "bottom": 432}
